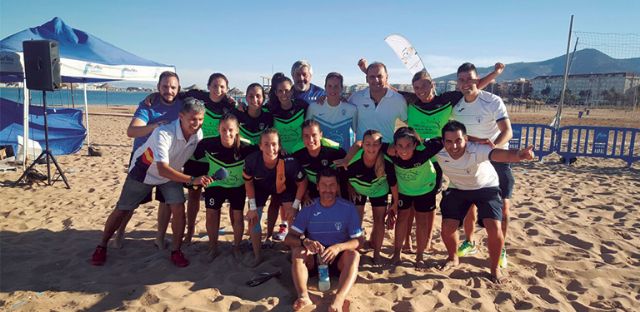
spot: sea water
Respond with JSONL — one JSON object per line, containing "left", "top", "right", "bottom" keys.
{"left": 0, "top": 87, "right": 147, "bottom": 106}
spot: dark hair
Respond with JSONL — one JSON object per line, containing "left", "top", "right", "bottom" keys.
{"left": 207, "top": 73, "right": 229, "bottom": 87}
{"left": 366, "top": 62, "right": 388, "bottom": 75}
{"left": 259, "top": 127, "right": 281, "bottom": 150}
{"left": 317, "top": 167, "right": 338, "bottom": 183}
{"left": 325, "top": 72, "right": 344, "bottom": 89}
{"left": 246, "top": 83, "right": 264, "bottom": 96}
{"left": 270, "top": 75, "right": 293, "bottom": 109}
{"left": 457, "top": 62, "right": 477, "bottom": 75}
{"left": 219, "top": 113, "right": 241, "bottom": 157}
{"left": 267, "top": 72, "right": 287, "bottom": 107}
{"left": 158, "top": 71, "right": 179, "bottom": 84}
{"left": 181, "top": 97, "right": 205, "bottom": 114}
{"left": 441, "top": 120, "right": 467, "bottom": 138}
{"left": 393, "top": 127, "right": 422, "bottom": 145}
{"left": 411, "top": 70, "right": 432, "bottom": 84}
{"left": 301, "top": 119, "right": 322, "bottom": 131}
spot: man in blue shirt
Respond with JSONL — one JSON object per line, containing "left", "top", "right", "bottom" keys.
{"left": 285, "top": 168, "right": 363, "bottom": 312}
{"left": 291, "top": 60, "right": 326, "bottom": 103}
{"left": 114, "top": 71, "right": 184, "bottom": 250}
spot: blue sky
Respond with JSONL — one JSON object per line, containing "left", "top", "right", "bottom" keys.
{"left": 1, "top": 0, "right": 639, "bottom": 90}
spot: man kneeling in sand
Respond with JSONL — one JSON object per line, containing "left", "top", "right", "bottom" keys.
{"left": 285, "top": 168, "right": 363, "bottom": 311}
{"left": 436, "top": 120, "right": 533, "bottom": 283}
{"left": 91, "top": 98, "right": 212, "bottom": 267}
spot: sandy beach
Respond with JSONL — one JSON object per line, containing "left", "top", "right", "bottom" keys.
{"left": 1, "top": 105, "right": 639, "bottom": 311}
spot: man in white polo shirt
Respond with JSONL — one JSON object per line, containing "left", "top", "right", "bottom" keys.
{"left": 436, "top": 120, "right": 532, "bottom": 283}
{"left": 91, "top": 98, "right": 213, "bottom": 268}
{"left": 349, "top": 62, "right": 407, "bottom": 143}
{"left": 451, "top": 62, "right": 514, "bottom": 268}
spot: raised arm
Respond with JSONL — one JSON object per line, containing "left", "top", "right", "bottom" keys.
{"left": 477, "top": 62, "right": 505, "bottom": 90}
{"left": 489, "top": 145, "right": 534, "bottom": 163}
{"left": 358, "top": 58, "right": 368, "bottom": 74}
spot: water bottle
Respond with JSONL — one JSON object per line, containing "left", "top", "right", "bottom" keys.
{"left": 317, "top": 254, "right": 330, "bottom": 291}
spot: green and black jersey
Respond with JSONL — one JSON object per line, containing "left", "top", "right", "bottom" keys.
{"left": 387, "top": 139, "right": 444, "bottom": 196}
{"left": 184, "top": 137, "right": 258, "bottom": 188}
{"left": 401, "top": 91, "right": 462, "bottom": 140}
{"left": 292, "top": 138, "right": 345, "bottom": 185}
{"left": 233, "top": 108, "right": 274, "bottom": 145}
{"left": 269, "top": 99, "right": 309, "bottom": 153}
{"left": 184, "top": 90, "right": 236, "bottom": 139}
{"left": 346, "top": 150, "right": 397, "bottom": 198}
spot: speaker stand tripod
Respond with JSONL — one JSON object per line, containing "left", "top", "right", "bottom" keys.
{"left": 15, "top": 91, "right": 70, "bottom": 189}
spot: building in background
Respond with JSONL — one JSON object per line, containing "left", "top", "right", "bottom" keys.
{"left": 531, "top": 72, "right": 640, "bottom": 106}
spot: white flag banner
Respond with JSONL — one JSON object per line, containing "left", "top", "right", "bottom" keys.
{"left": 384, "top": 34, "right": 426, "bottom": 75}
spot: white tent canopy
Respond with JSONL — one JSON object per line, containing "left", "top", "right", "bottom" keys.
{"left": 0, "top": 17, "right": 175, "bottom": 162}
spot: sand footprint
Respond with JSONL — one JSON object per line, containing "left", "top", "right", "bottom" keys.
{"left": 527, "top": 285, "right": 559, "bottom": 304}
{"left": 558, "top": 234, "right": 594, "bottom": 250}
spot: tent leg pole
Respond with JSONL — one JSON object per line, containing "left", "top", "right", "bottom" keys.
{"left": 22, "top": 79, "right": 29, "bottom": 169}
{"left": 83, "top": 82, "right": 91, "bottom": 154}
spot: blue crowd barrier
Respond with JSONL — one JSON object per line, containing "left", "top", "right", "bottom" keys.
{"left": 509, "top": 124, "right": 556, "bottom": 162}
{"left": 555, "top": 126, "right": 640, "bottom": 167}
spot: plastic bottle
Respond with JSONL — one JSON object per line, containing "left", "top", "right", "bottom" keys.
{"left": 317, "top": 254, "right": 330, "bottom": 291}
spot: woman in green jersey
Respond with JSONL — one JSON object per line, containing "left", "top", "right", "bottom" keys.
{"left": 233, "top": 83, "right": 274, "bottom": 145}
{"left": 269, "top": 76, "right": 309, "bottom": 153}
{"left": 389, "top": 127, "right": 445, "bottom": 268}
{"left": 184, "top": 114, "right": 257, "bottom": 260}
{"left": 345, "top": 130, "right": 399, "bottom": 264}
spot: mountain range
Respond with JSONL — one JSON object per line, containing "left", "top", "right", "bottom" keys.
{"left": 434, "top": 49, "right": 640, "bottom": 81}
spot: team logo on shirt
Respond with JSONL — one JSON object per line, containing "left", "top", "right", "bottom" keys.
{"left": 321, "top": 159, "right": 329, "bottom": 166}
{"left": 341, "top": 109, "right": 346, "bottom": 116}
{"left": 364, "top": 104, "right": 370, "bottom": 108}
{"left": 457, "top": 107, "right": 465, "bottom": 113}
{"left": 259, "top": 123, "right": 265, "bottom": 130}
{"left": 476, "top": 116, "right": 482, "bottom": 123}
{"left": 334, "top": 222, "right": 343, "bottom": 231}
{"left": 297, "top": 171, "right": 304, "bottom": 179}
{"left": 398, "top": 200, "right": 404, "bottom": 207}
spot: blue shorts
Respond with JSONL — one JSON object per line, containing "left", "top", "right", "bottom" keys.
{"left": 440, "top": 187, "right": 503, "bottom": 227}
{"left": 115, "top": 176, "right": 185, "bottom": 211}
{"left": 491, "top": 161, "right": 515, "bottom": 199}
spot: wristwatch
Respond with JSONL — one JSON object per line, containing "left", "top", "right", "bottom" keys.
{"left": 187, "top": 176, "right": 195, "bottom": 186}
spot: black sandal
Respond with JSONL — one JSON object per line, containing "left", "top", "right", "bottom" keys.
{"left": 246, "top": 269, "right": 281, "bottom": 287}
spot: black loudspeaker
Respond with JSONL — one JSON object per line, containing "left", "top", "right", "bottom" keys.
{"left": 23, "top": 40, "right": 62, "bottom": 91}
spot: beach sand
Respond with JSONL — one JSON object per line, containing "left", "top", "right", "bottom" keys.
{"left": 1, "top": 105, "right": 639, "bottom": 311}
